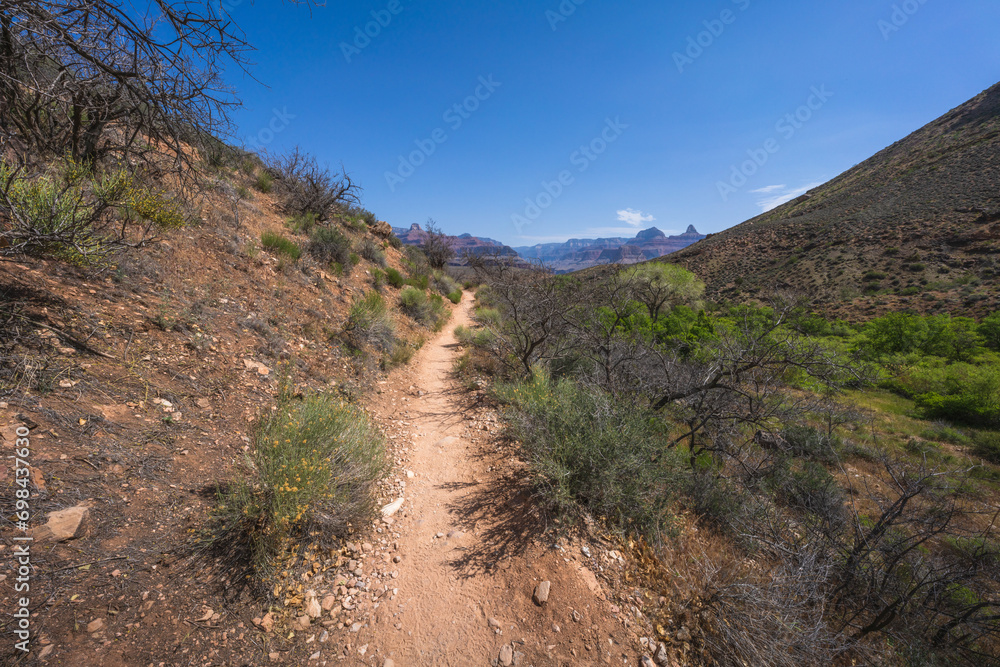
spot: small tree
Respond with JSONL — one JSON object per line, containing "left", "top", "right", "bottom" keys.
{"left": 422, "top": 219, "right": 454, "bottom": 270}
{"left": 626, "top": 263, "right": 705, "bottom": 323}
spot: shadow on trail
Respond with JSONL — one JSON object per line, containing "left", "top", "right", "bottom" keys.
{"left": 441, "top": 471, "right": 550, "bottom": 580}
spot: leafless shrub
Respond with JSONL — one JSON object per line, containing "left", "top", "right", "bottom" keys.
{"left": 264, "top": 147, "right": 360, "bottom": 222}
{"left": 468, "top": 250, "right": 576, "bottom": 375}
{"left": 422, "top": 219, "right": 454, "bottom": 269}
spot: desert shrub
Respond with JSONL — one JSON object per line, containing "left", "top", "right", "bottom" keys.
{"left": 260, "top": 231, "right": 301, "bottom": 260}
{"left": 358, "top": 237, "right": 386, "bottom": 266}
{"left": 254, "top": 171, "right": 273, "bottom": 193}
{"left": 387, "top": 234, "right": 403, "bottom": 250}
{"left": 406, "top": 273, "right": 430, "bottom": 290}
{"left": 971, "top": 431, "right": 1000, "bottom": 464}
{"left": 447, "top": 289, "right": 462, "bottom": 304}
{"left": 495, "top": 371, "right": 686, "bottom": 543}
{"left": 781, "top": 425, "right": 839, "bottom": 462}
{"left": 385, "top": 267, "right": 405, "bottom": 288}
{"left": 687, "top": 472, "right": 750, "bottom": 534}
{"left": 344, "top": 291, "right": 395, "bottom": 352}
{"left": 205, "top": 392, "right": 387, "bottom": 589}
{"left": 432, "top": 271, "right": 460, "bottom": 297}
{"left": 371, "top": 268, "right": 385, "bottom": 290}
{"left": 385, "top": 341, "right": 416, "bottom": 369}
{"left": 265, "top": 147, "right": 359, "bottom": 221}
{"left": 289, "top": 212, "right": 318, "bottom": 234}
{"left": 399, "top": 286, "right": 430, "bottom": 322}
{"left": 349, "top": 252, "right": 360, "bottom": 266}
{"left": 0, "top": 160, "right": 185, "bottom": 265}
{"left": 307, "top": 226, "right": 350, "bottom": 266}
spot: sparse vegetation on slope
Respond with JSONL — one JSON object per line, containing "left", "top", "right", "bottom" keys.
{"left": 668, "top": 82, "right": 1000, "bottom": 319}
{"left": 461, "top": 255, "right": 1000, "bottom": 666}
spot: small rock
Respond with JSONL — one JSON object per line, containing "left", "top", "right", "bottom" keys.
{"left": 196, "top": 398, "right": 212, "bottom": 409}
{"left": 296, "top": 615, "right": 311, "bottom": 629}
{"left": 321, "top": 595, "right": 336, "bottom": 611}
{"left": 406, "top": 471, "right": 414, "bottom": 479}
{"left": 381, "top": 498, "right": 404, "bottom": 518}
{"left": 572, "top": 610, "right": 582, "bottom": 623}
{"left": 86, "top": 619, "right": 104, "bottom": 633}
{"left": 533, "top": 581, "right": 551, "bottom": 606}
{"left": 675, "top": 626, "right": 692, "bottom": 642}
{"left": 309, "top": 651, "right": 320, "bottom": 661}
{"left": 305, "top": 591, "right": 322, "bottom": 619}
{"left": 350, "top": 622, "right": 363, "bottom": 633}
{"left": 488, "top": 617, "right": 502, "bottom": 630}
{"left": 31, "top": 504, "right": 90, "bottom": 542}
{"left": 499, "top": 644, "right": 514, "bottom": 666}
{"left": 640, "top": 657, "right": 656, "bottom": 667}
{"left": 259, "top": 612, "right": 274, "bottom": 633}
{"left": 435, "top": 532, "right": 445, "bottom": 539}
{"left": 552, "top": 623, "right": 561, "bottom": 633}
{"left": 38, "top": 644, "right": 54, "bottom": 659}
{"left": 654, "top": 642, "right": 671, "bottom": 665}
{"left": 581, "top": 545, "right": 591, "bottom": 558}
{"left": 268, "top": 652, "right": 280, "bottom": 662}
{"left": 383, "top": 660, "right": 395, "bottom": 667}
{"left": 393, "top": 555, "right": 401, "bottom": 563}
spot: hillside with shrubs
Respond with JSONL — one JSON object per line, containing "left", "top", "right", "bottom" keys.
{"left": 669, "top": 82, "right": 1000, "bottom": 320}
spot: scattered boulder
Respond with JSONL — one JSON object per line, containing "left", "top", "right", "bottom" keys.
{"left": 258, "top": 612, "right": 274, "bottom": 633}
{"left": 86, "top": 618, "right": 104, "bottom": 633}
{"left": 498, "top": 644, "right": 514, "bottom": 666}
{"left": 640, "top": 657, "right": 656, "bottom": 667}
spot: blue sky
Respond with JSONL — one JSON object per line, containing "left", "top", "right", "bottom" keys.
{"left": 226, "top": 0, "right": 1000, "bottom": 247}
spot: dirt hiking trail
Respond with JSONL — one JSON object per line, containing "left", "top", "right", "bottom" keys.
{"left": 356, "top": 295, "right": 642, "bottom": 666}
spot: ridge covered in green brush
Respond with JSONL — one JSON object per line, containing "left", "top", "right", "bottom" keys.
{"left": 668, "top": 82, "right": 1000, "bottom": 319}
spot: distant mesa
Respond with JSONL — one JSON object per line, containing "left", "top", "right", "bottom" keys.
{"left": 513, "top": 226, "right": 706, "bottom": 272}
{"left": 391, "top": 224, "right": 519, "bottom": 265}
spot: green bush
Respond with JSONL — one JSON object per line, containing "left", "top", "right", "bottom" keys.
{"left": 385, "top": 267, "right": 405, "bottom": 288}
{"left": 307, "top": 226, "right": 350, "bottom": 266}
{"left": 406, "top": 273, "right": 430, "bottom": 290}
{"left": 261, "top": 231, "right": 301, "bottom": 260}
{"left": 495, "top": 371, "right": 685, "bottom": 543}
{"left": 432, "top": 271, "right": 460, "bottom": 297}
{"left": 399, "top": 286, "right": 429, "bottom": 320}
{"left": 255, "top": 171, "right": 273, "bottom": 193}
{"left": 979, "top": 312, "right": 1000, "bottom": 351}
{"left": 780, "top": 426, "right": 839, "bottom": 462}
{"left": 289, "top": 212, "right": 318, "bottom": 234}
{"left": 906, "top": 363, "right": 1000, "bottom": 426}
{"left": 371, "top": 268, "right": 385, "bottom": 290}
{"left": 205, "top": 392, "right": 388, "bottom": 588}
{"left": 447, "top": 289, "right": 463, "bottom": 305}
{"left": 344, "top": 291, "right": 395, "bottom": 352}
{"left": 358, "top": 237, "right": 387, "bottom": 266}
{"left": 0, "top": 160, "right": 186, "bottom": 265}
{"left": 971, "top": 431, "right": 1000, "bottom": 464}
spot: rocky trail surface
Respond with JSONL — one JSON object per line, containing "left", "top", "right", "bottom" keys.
{"left": 354, "top": 296, "right": 642, "bottom": 666}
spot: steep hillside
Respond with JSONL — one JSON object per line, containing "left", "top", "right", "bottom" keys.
{"left": 0, "top": 156, "right": 462, "bottom": 664}
{"left": 668, "top": 82, "right": 1000, "bottom": 319}
{"left": 516, "top": 225, "right": 706, "bottom": 272}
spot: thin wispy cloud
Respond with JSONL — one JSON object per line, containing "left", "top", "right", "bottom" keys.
{"left": 616, "top": 208, "right": 656, "bottom": 227}
{"left": 752, "top": 182, "right": 823, "bottom": 212}
{"left": 750, "top": 184, "right": 787, "bottom": 194}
